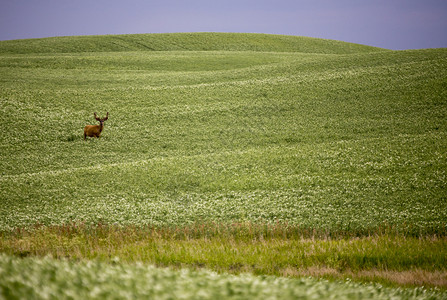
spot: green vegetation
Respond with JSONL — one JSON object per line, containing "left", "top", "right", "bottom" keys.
{"left": 1, "top": 33, "right": 446, "bottom": 298}
{"left": 1, "top": 254, "right": 445, "bottom": 300}
{"left": 0, "top": 32, "right": 383, "bottom": 54}
{"left": 2, "top": 224, "right": 446, "bottom": 289}
{"left": 1, "top": 35, "right": 445, "bottom": 234}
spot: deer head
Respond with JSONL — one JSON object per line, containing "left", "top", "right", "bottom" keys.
{"left": 94, "top": 112, "right": 109, "bottom": 126}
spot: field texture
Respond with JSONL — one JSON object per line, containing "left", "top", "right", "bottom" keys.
{"left": 1, "top": 33, "right": 446, "bottom": 234}
{"left": 1, "top": 254, "right": 445, "bottom": 300}
{"left": 1, "top": 33, "right": 447, "bottom": 298}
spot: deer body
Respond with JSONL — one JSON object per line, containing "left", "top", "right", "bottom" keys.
{"left": 84, "top": 112, "right": 108, "bottom": 140}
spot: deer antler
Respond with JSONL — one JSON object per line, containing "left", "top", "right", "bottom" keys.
{"left": 94, "top": 112, "right": 100, "bottom": 121}
{"left": 103, "top": 112, "right": 109, "bottom": 121}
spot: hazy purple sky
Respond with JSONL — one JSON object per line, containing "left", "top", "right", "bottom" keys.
{"left": 1, "top": 0, "right": 446, "bottom": 50}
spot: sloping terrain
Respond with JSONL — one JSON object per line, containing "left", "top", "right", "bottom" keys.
{"left": 0, "top": 33, "right": 446, "bottom": 297}
{"left": 1, "top": 33, "right": 445, "bottom": 233}
{"left": 0, "top": 32, "right": 384, "bottom": 54}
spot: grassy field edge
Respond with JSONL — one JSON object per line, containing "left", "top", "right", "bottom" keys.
{"left": 2, "top": 223, "right": 446, "bottom": 289}
{"left": 2, "top": 254, "right": 446, "bottom": 300}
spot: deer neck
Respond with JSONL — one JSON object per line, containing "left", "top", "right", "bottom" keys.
{"left": 99, "top": 122, "right": 104, "bottom": 132}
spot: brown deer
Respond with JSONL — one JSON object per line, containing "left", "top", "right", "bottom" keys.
{"left": 84, "top": 112, "right": 108, "bottom": 140}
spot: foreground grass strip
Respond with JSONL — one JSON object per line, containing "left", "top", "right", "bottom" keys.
{"left": 1, "top": 224, "right": 446, "bottom": 289}
{"left": 1, "top": 254, "right": 445, "bottom": 300}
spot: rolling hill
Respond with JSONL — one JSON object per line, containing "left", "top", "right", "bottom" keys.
{"left": 0, "top": 33, "right": 446, "bottom": 298}
{"left": 0, "top": 33, "right": 445, "bottom": 233}
{"left": 0, "top": 32, "right": 385, "bottom": 54}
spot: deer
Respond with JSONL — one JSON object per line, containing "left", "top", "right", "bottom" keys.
{"left": 84, "top": 112, "right": 109, "bottom": 140}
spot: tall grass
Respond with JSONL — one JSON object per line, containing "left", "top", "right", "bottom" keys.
{"left": 1, "top": 223, "right": 446, "bottom": 288}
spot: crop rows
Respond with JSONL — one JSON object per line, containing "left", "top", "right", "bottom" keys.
{"left": 1, "top": 130, "right": 445, "bottom": 234}
{"left": 0, "top": 47, "right": 446, "bottom": 233}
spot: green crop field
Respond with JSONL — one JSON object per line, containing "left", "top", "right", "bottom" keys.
{"left": 1, "top": 33, "right": 446, "bottom": 299}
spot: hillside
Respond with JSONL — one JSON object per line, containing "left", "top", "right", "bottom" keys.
{"left": 0, "top": 32, "right": 386, "bottom": 54}
{"left": 0, "top": 33, "right": 445, "bottom": 232}
{"left": 0, "top": 33, "right": 447, "bottom": 296}
{"left": 0, "top": 34, "right": 447, "bottom": 232}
